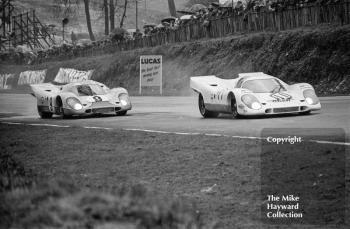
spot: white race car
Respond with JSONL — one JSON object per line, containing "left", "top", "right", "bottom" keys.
{"left": 30, "top": 80, "right": 132, "bottom": 118}
{"left": 190, "top": 72, "right": 321, "bottom": 118}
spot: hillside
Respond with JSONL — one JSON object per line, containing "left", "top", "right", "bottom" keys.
{"left": 1, "top": 24, "right": 349, "bottom": 96}
{"left": 11, "top": 0, "right": 187, "bottom": 40}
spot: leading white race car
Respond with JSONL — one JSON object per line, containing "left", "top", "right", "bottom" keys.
{"left": 190, "top": 72, "right": 321, "bottom": 118}
{"left": 30, "top": 80, "right": 132, "bottom": 118}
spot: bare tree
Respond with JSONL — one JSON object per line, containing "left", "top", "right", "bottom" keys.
{"left": 53, "top": 0, "right": 95, "bottom": 41}
{"left": 119, "top": 0, "right": 128, "bottom": 28}
{"left": 168, "top": 0, "right": 177, "bottom": 17}
{"left": 110, "top": 0, "right": 115, "bottom": 31}
{"left": 52, "top": 0, "right": 79, "bottom": 17}
{"left": 104, "top": 0, "right": 109, "bottom": 35}
{"left": 83, "top": 0, "right": 95, "bottom": 41}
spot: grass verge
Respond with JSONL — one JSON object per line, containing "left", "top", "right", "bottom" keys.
{"left": 0, "top": 124, "right": 349, "bottom": 228}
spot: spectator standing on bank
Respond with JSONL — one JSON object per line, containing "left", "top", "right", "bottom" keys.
{"left": 71, "top": 31, "right": 77, "bottom": 46}
{"left": 134, "top": 29, "right": 143, "bottom": 39}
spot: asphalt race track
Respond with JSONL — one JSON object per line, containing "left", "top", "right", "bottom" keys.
{"left": 0, "top": 94, "right": 349, "bottom": 142}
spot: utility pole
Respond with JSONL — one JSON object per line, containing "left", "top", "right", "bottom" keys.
{"left": 167, "top": 0, "right": 176, "bottom": 17}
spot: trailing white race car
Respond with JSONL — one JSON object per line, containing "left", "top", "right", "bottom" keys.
{"left": 30, "top": 80, "right": 132, "bottom": 118}
{"left": 190, "top": 72, "right": 321, "bottom": 118}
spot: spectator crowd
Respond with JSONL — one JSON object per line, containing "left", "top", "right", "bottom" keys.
{"left": 142, "top": 0, "right": 343, "bottom": 36}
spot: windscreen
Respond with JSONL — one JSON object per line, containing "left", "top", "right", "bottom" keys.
{"left": 241, "top": 79, "right": 286, "bottom": 93}
{"left": 76, "top": 84, "right": 107, "bottom": 96}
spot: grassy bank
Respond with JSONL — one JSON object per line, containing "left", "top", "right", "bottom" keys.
{"left": 0, "top": 124, "right": 261, "bottom": 228}
{"left": 1, "top": 124, "right": 349, "bottom": 228}
{"left": 1, "top": 24, "right": 349, "bottom": 96}
{"left": 0, "top": 125, "right": 210, "bottom": 229}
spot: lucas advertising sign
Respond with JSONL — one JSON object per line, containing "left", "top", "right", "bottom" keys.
{"left": 140, "top": 55, "right": 162, "bottom": 94}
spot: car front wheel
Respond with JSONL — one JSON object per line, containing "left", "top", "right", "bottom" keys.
{"left": 230, "top": 96, "right": 240, "bottom": 119}
{"left": 116, "top": 110, "right": 127, "bottom": 116}
{"left": 300, "top": 110, "right": 311, "bottom": 115}
{"left": 61, "top": 108, "right": 72, "bottom": 119}
{"left": 37, "top": 106, "right": 53, "bottom": 119}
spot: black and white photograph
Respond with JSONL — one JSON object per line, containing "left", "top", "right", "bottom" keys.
{"left": 0, "top": 0, "right": 349, "bottom": 228}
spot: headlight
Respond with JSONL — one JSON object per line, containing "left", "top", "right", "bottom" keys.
{"left": 119, "top": 93, "right": 130, "bottom": 106}
{"left": 120, "top": 100, "right": 128, "bottom": 106}
{"left": 66, "top": 97, "right": 83, "bottom": 110}
{"left": 305, "top": 97, "right": 313, "bottom": 105}
{"left": 241, "top": 94, "right": 262, "bottom": 110}
{"left": 251, "top": 102, "right": 262, "bottom": 110}
{"left": 303, "top": 89, "right": 319, "bottom": 105}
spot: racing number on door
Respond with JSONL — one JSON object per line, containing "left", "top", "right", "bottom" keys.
{"left": 211, "top": 91, "right": 224, "bottom": 101}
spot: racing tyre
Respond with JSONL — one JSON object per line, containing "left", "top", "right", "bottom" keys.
{"left": 37, "top": 106, "right": 53, "bottom": 119}
{"left": 198, "top": 94, "right": 218, "bottom": 118}
{"left": 57, "top": 97, "right": 71, "bottom": 119}
{"left": 230, "top": 96, "right": 240, "bottom": 119}
{"left": 61, "top": 108, "right": 72, "bottom": 119}
{"left": 300, "top": 111, "right": 311, "bottom": 115}
{"left": 116, "top": 110, "right": 127, "bottom": 116}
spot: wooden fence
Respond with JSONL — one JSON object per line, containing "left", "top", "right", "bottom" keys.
{"left": 40, "top": 1, "right": 350, "bottom": 62}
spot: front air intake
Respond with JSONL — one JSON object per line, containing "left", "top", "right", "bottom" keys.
{"left": 273, "top": 107, "right": 299, "bottom": 113}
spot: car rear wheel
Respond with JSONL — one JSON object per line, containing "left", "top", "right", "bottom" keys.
{"left": 37, "top": 106, "right": 53, "bottom": 119}
{"left": 116, "top": 110, "right": 127, "bottom": 116}
{"left": 198, "top": 94, "right": 218, "bottom": 118}
{"left": 230, "top": 96, "right": 240, "bottom": 119}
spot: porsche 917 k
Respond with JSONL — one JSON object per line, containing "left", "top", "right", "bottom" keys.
{"left": 190, "top": 72, "right": 321, "bottom": 118}
{"left": 30, "top": 80, "right": 132, "bottom": 118}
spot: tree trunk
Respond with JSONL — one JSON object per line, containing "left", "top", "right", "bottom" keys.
{"left": 83, "top": 0, "right": 95, "bottom": 41}
{"left": 104, "top": 0, "right": 109, "bottom": 35}
{"left": 119, "top": 0, "right": 128, "bottom": 28}
{"left": 109, "top": 0, "right": 115, "bottom": 31}
{"left": 167, "top": 0, "right": 177, "bottom": 17}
